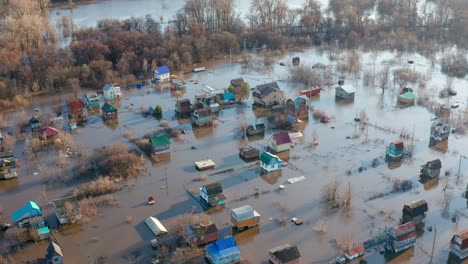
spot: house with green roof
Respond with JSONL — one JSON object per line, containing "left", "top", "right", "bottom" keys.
{"left": 260, "top": 151, "right": 283, "bottom": 172}
{"left": 149, "top": 135, "right": 171, "bottom": 154}
{"left": 85, "top": 92, "right": 100, "bottom": 110}
{"left": 101, "top": 103, "right": 118, "bottom": 120}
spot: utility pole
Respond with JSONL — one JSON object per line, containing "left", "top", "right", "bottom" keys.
{"left": 429, "top": 225, "right": 437, "bottom": 264}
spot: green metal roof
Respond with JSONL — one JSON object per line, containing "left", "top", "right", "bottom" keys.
{"left": 37, "top": 226, "right": 50, "bottom": 235}
{"left": 260, "top": 151, "right": 278, "bottom": 164}
{"left": 101, "top": 103, "right": 117, "bottom": 112}
{"left": 399, "top": 92, "right": 415, "bottom": 100}
{"left": 150, "top": 135, "right": 170, "bottom": 147}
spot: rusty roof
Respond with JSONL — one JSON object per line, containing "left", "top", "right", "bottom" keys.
{"left": 347, "top": 243, "right": 364, "bottom": 256}
{"left": 393, "top": 221, "right": 415, "bottom": 234}
{"left": 395, "top": 230, "right": 417, "bottom": 241}
{"left": 272, "top": 131, "right": 291, "bottom": 145}
{"left": 452, "top": 229, "right": 468, "bottom": 250}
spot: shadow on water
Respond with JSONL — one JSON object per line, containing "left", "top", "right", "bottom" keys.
{"left": 0, "top": 178, "right": 19, "bottom": 192}
{"left": 260, "top": 170, "right": 283, "bottom": 185}
{"left": 419, "top": 176, "right": 440, "bottom": 191}
{"left": 156, "top": 196, "right": 203, "bottom": 221}
{"left": 103, "top": 119, "right": 119, "bottom": 130}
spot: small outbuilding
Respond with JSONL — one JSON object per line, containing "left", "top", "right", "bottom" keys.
{"left": 101, "top": 103, "right": 118, "bottom": 120}
{"left": 29, "top": 116, "right": 42, "bottom": 130}
{"left": 345, "top": 243, "right": 364, "bottom": 261}
{"left": 38, "top": 126, "right": 59, "bottom": 140}
{"left": 335, "top": 80, "right": 355, "bottom": 100}
{"left": 420, "top": 159, "right": 441, "bottom": 178}
{"left": 239, "top": 146, "right": 260, "bottom": 161}
{"left": 402, "top": 199, "right": 428, "bottom": 224}
{"left": 259, "top": 151, "right": 283, "bottom": 172}
{"left": 0, "top": 152, "right": 17, "bottom": 180}
{"left": 145, "top": 216, "right": 168, "bottom": 236}
{"left": 175, "top": 98, "right": 192, "bottom": 116}
{"left": 269, "top": 244, "right": 301, "bottom": 264}
{"left": 45, "top": 240, "right": 64, "bottom": 264}
{"left": 192, "top": 109, "right": 213, "bottom": 127}
{"left": 246, "top": 123, "right": 265, "bottom": 137}
{"left": 103, "top": 83, "right": 121, "bottom": 100}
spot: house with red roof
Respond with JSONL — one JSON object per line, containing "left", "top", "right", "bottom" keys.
{"left": 183, "top": 223, "right": 218, "bottom": 247}
{"left": 67, "top": 98, "right": 85, "bottom": 119}
{"left": 268, "top": 131, "right": 291, "bottom": 153}
{"left": 345, "top": 243, "right": 364, "bottom": 260}
{"left": 386, "top": 221, "right": 417, "bottom": 253}
{"left": 39, "top": 126, "right": 59, "bottom": 140}
{"left": 450, "top": 229, "right": 468, "bottom": 260}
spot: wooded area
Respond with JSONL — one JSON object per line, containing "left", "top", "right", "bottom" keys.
{"left": 0, "top": 0, "right": 467, "bottom": 102}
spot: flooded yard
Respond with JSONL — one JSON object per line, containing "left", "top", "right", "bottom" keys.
{"left": 1, "top": 47, "right": 468, "bottom": 264}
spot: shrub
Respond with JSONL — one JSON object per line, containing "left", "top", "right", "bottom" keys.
{"left": 73, "top": 177, "right": 121, "bottom": 199}
{"left": 91, "top": 143, "right": 145, "bottom": 180}
{"left": 79, "top": 195, "right": 118, "bottom": 222}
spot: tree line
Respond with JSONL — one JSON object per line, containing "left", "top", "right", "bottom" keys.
{"left": 0, "top": 0, "right": 467, "bottom": 101}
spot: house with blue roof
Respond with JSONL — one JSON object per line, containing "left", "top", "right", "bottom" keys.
{"left": 205, "top": 236, "right": 241, "bottom": 264}
{"left": 154, "top": 66, "right": 170, "bottom": 82}
{"left": 103, "top": 83, "right": 121, "bottom": 101}
{"left": 12, "top": 201, "right": 42, "bottom": 225}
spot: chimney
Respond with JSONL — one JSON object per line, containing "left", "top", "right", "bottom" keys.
{"left": 338, "top": 80, "right": 344, "bottom": 86}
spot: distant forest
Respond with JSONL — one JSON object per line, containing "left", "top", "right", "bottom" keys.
{"left": 0, "top": 0, "right": 467, "bottom": 103}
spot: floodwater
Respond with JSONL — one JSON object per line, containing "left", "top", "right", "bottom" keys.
{"left": 1, "top": 47, "right": 468, "bottom": 264}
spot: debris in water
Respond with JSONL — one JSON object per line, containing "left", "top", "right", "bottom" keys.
{"left": 33, "top": 172, "right": 38, "bottom": 175}
{"left": 287, "top": 176, "right": 306, "bottom": 184}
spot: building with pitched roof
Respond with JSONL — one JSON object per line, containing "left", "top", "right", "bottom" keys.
{"left": 345, "top": 243, "right": 364, "bottom": 261}
{"left": 52, "top": 195, "right": 81, "bottom": 225}
{"left": 268, "top": 131, "right": 292, "bottom": 153}
{"left": 386, "top": 221, "right": 417, "bottom": 253}
{"left": 205, "top": 236, "right": 240, "bottom": 264}
{"left": 450, "top": 229, "right": 468, "bottom": 260}
{"left": 259, "top": 151, "right": 283, "bottom": 172}
{"left": 101, "top": 103, "right": 118, "bottom": 120}
{"left": 252, "top": 82, "right": 285, "bottom": 107}
{"left": 103, "top": 83, "right": 121, "bottom": 100}
{"left": 45, "top": 240, "right": 63, "bottom": 264}
{"left": 269, "top": 244, "right": 301, "bottom": 264}
{"left": 149, "top": 135, "right": 171, "bottom": 154}
{"left": 67, "top": 98, "right": 85, "bottom": 119}
{"left": 154, "top": 66, "right": 170, "bottom": 82}
{"left": 200, "top": 182, "right": 226, "bottom": 207}
{"left": 231, "top": 205, "right": 260, "bottom": 230}
{"left": 183, "top": 223, "right": 218, "bottom": 247}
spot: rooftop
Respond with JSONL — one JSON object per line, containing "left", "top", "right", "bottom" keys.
{"left": 156, "top": 65, "right": 170, "bottom": 74}
{"left": 269, "top": 244, "right": 301, "bottom": 262}
{"left": 101, "top": 103, "right": 117, "bottom": 112}
{"left": 272, "top": 131, "right": 292, "bottom": 145}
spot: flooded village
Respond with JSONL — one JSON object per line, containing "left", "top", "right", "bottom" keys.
{"left": 1, "top": 0, "right": 468, "bottom": 264}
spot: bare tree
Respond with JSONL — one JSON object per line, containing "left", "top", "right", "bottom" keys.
{"left": 321, "top": 179, "right": 340, "bottom": 208}
{"left": 378, "top": 65, "right": 391, "bottom": 95}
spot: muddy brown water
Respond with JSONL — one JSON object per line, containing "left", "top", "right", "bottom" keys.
{"left": 1, "top": 48, "right": 468, "bottom": 264}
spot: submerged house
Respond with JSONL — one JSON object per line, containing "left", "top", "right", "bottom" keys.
{"left": 430, "top": 120, "right": 450, "bottom": 145}
{"left": 52, "top": 196, "right": 81, "bottom": 225}
{"left": 286, "top": 96, "right": 309, "bottom": 120}
{"left": 29, "top": 116, "right": 41, "bottom": 130}
{"left": 231, "top": 205, "right": 260, "bottom": 230}
{"left": 192, "top": 109, "right": 213, "bottom": 127}
{"left": 269, "top": 244, "right": 301, "bottom": 264}
{"left": 386, "top": 221, "right": 417, "bottom": 253}
{"left": 420, "top": 159, "right": 441, "bottom": 178}
{"left": 268, "top": 131, "right": 292, "bottom": 153}
{"left": 45, "top": 240, "right": 64, "bottom": 264}
{"left": 0, "top": 152, "right": 17, "bottom": 180}
{"left": 150, "top": 135, "right": 171, "bottom": 154}
{"left": 183, "top": 223, "right": 218, "bottom": 247}
{"left": 200, "top": 182, "right": 226, "bottom": 207}
{"left": 67, "top": 98, "right": 85, "bottom": 119}
{"left": 335, "top": 80, "right": 355, "bottom": 100}
{"left": 39, "top": 126, "right": 59, "bottom": 140}
{"left": 260, "top": 151, "right": 283, "bottom": 172}
{"left": 101, "top": 103, "right": 118, "bottom": 120}
{"left": 12, "top": 201, "right": 43, "bottom": 227}
{"left": 239, "top": 146, "right": 260, "bottom": 161}
{"left": 345, "top": 244, "right": 365, "bottom": 261}
{"left": 450, "top": 229, "right": 468, "bottom": 260}
{"left": 103, "top": 83, "right": 121, "bottom": 100}
{"left": 205, "top": 236, "right": 241, "bottom": 264}
{"left": 402, "top": 199, "right": 428, "bottom": 224}
{"left": 170, "top": 79, "right": 186, "bottom": 90}
{"left": 252, "top": 82, "right": 285, "bottom": 107}
{"left": 175, "top": 98, "right": 192, "bottom": 116}
{"left": 154, "top": 66, "right": 170, "bottom": 82}
{"left": 246, "top": 123, "right": 265, "bottom": 137}
{"left": 84, "top": 92, "right": 100, "bottom": 110}
{"left": 386, "top": 141, "right": 404, "bottom": 160}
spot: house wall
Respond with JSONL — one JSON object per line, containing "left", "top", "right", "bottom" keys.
{"left": 155, "top": 72, "right": 170, "bottom": 82}
{"left": 200, "top": 189, "right": 209, "bottom": 203}
{"left": 231, "top": 216, "right": 260, "bottom": 229}
{"left": 206, "top": 251, "right": 240, "bottom": 264}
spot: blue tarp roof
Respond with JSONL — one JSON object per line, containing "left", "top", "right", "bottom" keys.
{"left": 206, "top": 237, "right": 240, "bottom": 259}
{"left": 156, "top": 66, "right": 170, "bottom": 74}
{"left": 103, "top": 83, "right": 112, "bottom": 91}
{"left": 12, "top": 201, "right": 42, "bottom": 222}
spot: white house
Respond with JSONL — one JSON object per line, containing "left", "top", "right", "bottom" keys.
{"left": 103, "top": 83, "right": 121, "bottom": 100}
{"left": 154, "top": 66, "right": 170, "bottom": 82}
{"left": 260, "top": 151, "right": 283, "bottom": 172}
{"left": 335, "top": 80, "right": 355, "bottom": 100}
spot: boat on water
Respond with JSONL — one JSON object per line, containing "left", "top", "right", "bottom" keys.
{"left": 148, "top": 196, "right": 155, "bottom": 205}
{"left": 299, "top": 87, "right": 320, "bottom": 97}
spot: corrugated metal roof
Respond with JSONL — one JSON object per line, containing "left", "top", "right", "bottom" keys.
{"left": 12, "top": 201, "right": 42, "bottom": 222}
{"left": 393, "top": 222, "right": 416, "bottom": 234}
{"left": 101, "top": 103, "right": 117, "bottom": 112}
{"left": 269, "top": 244, "right": 301, "bottom": 262}
{"left": 145, "top": 217, "right": 168, "bottom": 236}
{"left": 346, "top": 243, "right": 364, "bottom": 257}
{"left": 156, "top": 66, "right": 170, "bottom": 74}
{"left": 272, "top": 131, "right": 291, "bottom": 145}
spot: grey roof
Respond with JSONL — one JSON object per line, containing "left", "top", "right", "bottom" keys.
{"left": 46, "top": 241, "right": 63, "bottom": 259}
{"left": 269, "top": 244, "right": 301, "bottom": 262}
{"left": 204, "top": 182, "right": 223, "bottom": 196}
{"left": 255, "top": 82, "right": 280, "bottom": 96}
